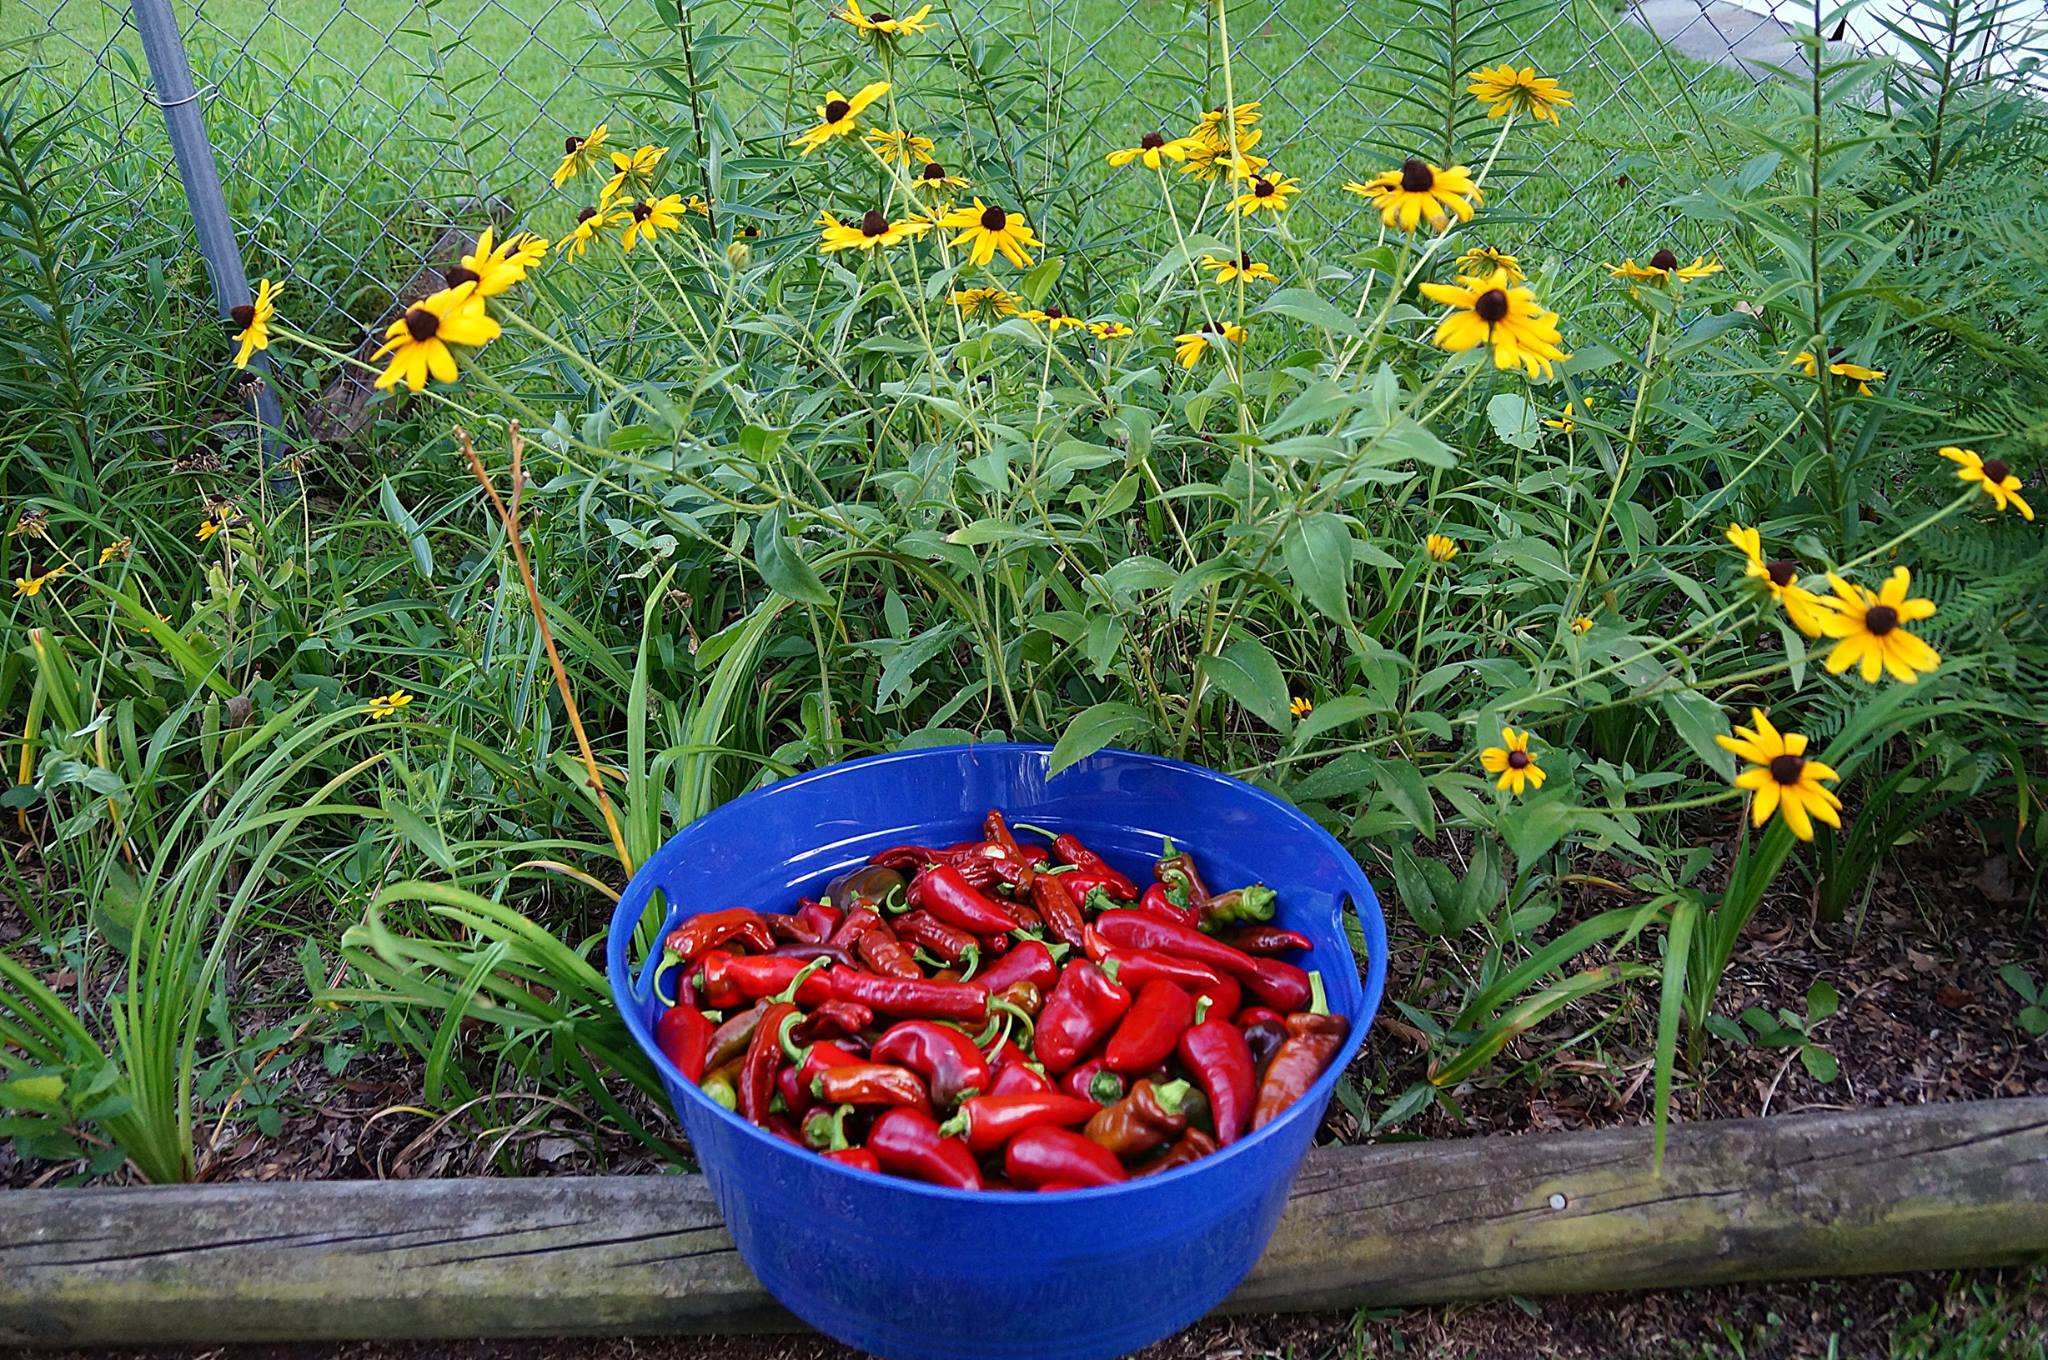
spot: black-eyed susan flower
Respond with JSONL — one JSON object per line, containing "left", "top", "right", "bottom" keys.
{"left": 1467, "top": 64, "right": 1574, "bottom": 123}
{"left": 1200, "top": 252, "right": 1277, "bottom": 285}
{"left": 1794, "top": 349, "right": 1886, "bottom": 396}
{"left": 1020, "top": 305, "right": 1085, "bottom": 333}
{"left": 1107, "top": 131, "right": 1197, "bottom": 170}
{"left": 1543, "top": 395, "right": 1593, "bottom": 431}
{"left": 229, "top": 277, "right": 279, "bottom": 369}
{"left": 1606, "top": 249, "right": 1722, "bottom": 286}
{"left": 685, "top": 194, "right": 712, "bottom": 217}
{"left": 1717, "top": 708, "right": 1842, "bottom": 842}
{"left": 1480, "top": 727, "right": 1546, "bottom": 797}
{"left": 939, "top": 198, "right": 1040, "bottom": 267}
{"left": 9, "top": 508, "right": 46, "bottom": 539}
{"left": 865, "top": 128, "right": 935, "bottom": 166}
{"left": 818, "top": 208, "right": 920, "bottom": 253}
{"left": 1231, "top": 172, "right": 1299, "bottom": 217}
{"left": 1418, "top": 268, "right": 1568, "bottom": 380}
{"left": 727, "top": 222, "right": 762, "bottom": 268}
{"left": 455, "top": 229, "right": 548, "bottom": 296}
{"left": 1191, "top": 101, "right": 1261, "bottom": 149}
{"left": 834, "top": 2, "right": 934, "bottom": 36}
{"left": 368, "top": 690, "right": 415, "bottom": 720}
{"left": 370, "top": 283, "right": 500, "bottom": 393}
{"left": 1456, "top": 246, "right": 1522, "bottom": 282}
{"left": 1345, "top": 159, "right": 1481, "bottom": 233}
{"left": 1173, "top": 321, "right": 1245, "bottom": 368}
{"left": 1726, "top": 523, "right": 1835, "bottom": 637}
{"left": 951, "top": 286, "right": 1021, "bottom": 319}
{"left": 1289, "top": 696, "right": 1313, "bottom": 719}
{"left": 1819, "top": 567, "right": 1940, "bottom": 684}
{"left": 1938, "top": 446, "right": 2033, "bottom": 520}
{"left": 1088, "top": 320, "right": 1133, "bottom": 340}
{"left": 12, "top": 565, "right": 64, "bottom": 597}
{"left": 599, "top": 144, "right": 667, "bottom": 205}
{"left": 1424, "top": 532, "right": 1459, "bottom": 562}
{"left": 913, "top": 160, "right": 969, "bottom": 196}
{"left": 1178, "top": 132, "right": 1265, "bottom": 182}
{"left": 98, "top": 539, "right": 129, "bottom": 566}
{"left": 792, "top": 83, "right": 889, "bottom": 156}
{"left": 563, "top": 205, "right": 622, "bottom": 260}
{"left": 621, "top": 194, "right": 685, "bottom": 252}
{"left": 552, "top": 123, "right": 608, "bottom": 188}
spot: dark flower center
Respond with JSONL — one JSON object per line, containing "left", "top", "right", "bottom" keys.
{"left": 740, "top": 224, "right": 760, "bottom": 238}
{"left": 403, "top": 307, "right": 440, "bottom": 342}
{"left": 1400, "top": 158, "right": 1434, "bottom": 192}
{"left": 1474, "top": 288, "right": 1510, "bottom": 323}
{"left": 229, "top": 303, "right": 255, "bottom": 327}
{"left": 1982, "top": 458, "right": 2011, "bottom": 482}
{"left": 825, "top": 99, "right": 852, "bottom": 122}
{"left": 443, "top": 265, "right": 481, "bottom": 288}
{"left": 1507, "top": 750, "right": 1530, "bottom": 770}
{"left": 564, "top": 135, "right": 583, "bottom": 154}
{"left": 1650, "top": 248, "right": 1679, "bottom": 271}
{"left": 1765, "top": 559, "right": 1798, "bottom": 587}
{"left": 922, "top": 161, "right": 946, "bottom": 180}
{"left": 1141, "top": 132, "right": 1165, "bottom": 150}
{"left": 861, "top": 209, "right": 889, "bottom": 236}
{"left": 632, "top": 201, "right": 652, "bottom": 221}
{"left": 1864, "top": 604, "right": 1899, "bottom": 636}
{"left": 980, "top": 204, "right": 1007, "bottom": 231}
{"left": 1768, "top": 753, "right": 1804, "bottom": 785}
{"left": 1254, "top": 177, "right": 1276, "bottom": 197}
{"left": 1239, "top": 253, "right": 1253, "bottom": 267}
{"left": 871, "top": 9, "right": 892, "bottom": 20}
{"left": 577, "top": 206, "right": 598, "bottom": 223}
{"left": 1043, "top": 306, "right": 1063, "bottom": 319}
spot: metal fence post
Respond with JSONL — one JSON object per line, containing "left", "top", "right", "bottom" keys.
{"left": 129, "top": 0, "right": 290, "bottom": 486}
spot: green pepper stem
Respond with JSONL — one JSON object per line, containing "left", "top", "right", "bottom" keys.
{"left": 987, "top": 997, "right": 1036, "bottom": 1048}
{"left": 777, "top": 1010, "right": 809, "bottom": 1064}
{"left": 1192, "top": 995, "right": 1212, "bottom": 1025}
{"left": 770, "top": 955, "right": 831, "bottom": 1006}
{"left": 958, "top": 943, "right": 982, "bottom": 982}
{"left": 1151, "top": 1078, "right": 1193, "bottom": 1117}
{"left": 1308, "top": 969, "right": 1329, "bottom": 1017}
{"left": 936, "top": 1107, "right": 971, "bottom": 1140}
{"left": 1012, "top": 822, "right": 1061, "bottom": 841}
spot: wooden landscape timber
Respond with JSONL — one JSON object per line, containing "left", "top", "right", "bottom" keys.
{"left": 2, "top": 1099, "right": 2043, "bottom": 1347}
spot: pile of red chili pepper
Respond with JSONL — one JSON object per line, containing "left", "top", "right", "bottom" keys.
{"left": 650, "top": 811, "right": 1350, "bottom": 1191}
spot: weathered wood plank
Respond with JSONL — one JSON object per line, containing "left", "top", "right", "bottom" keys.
{"left": 2, "top": 1100, "right": 2042, "bottom": 1346}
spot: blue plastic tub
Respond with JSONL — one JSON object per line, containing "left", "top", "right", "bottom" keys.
{"left": 608, "top": 744, "right": 1385, "bottom": 1360}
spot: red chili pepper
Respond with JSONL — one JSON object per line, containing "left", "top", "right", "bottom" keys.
{"left": 1102, "top": 979, "right": 1195, "bottom": 1073}
{"left": 990, "top": 1059, "right": 1055, "bottom": 1096}
{"left": 823, "top": 1147, "right": 880, "bottom": 1173}
{"left": 1050, "top": 833, "right": 1139, "bottom": 900}
{"left": 816, "top": 970, "right": 989, "bottom": 1021}
{"left": 1154, "top": 847, "right": 1212, "bottom": 913}
{"left": 1135, "top": 883, "right": 1200, "bottom": 927}
{"left": 766, "top": 1114, "right": 806, "bottom": 1147}
{"left": 697, "top": 952, "right": 811, "bottom": 1004}
{"left": 793, "top": 1036, "right": 865, "bottom": 1089}
{"left": 1094, "top": 910, "right": 1310, "bottom": 1011}
{"left": 738, "top": 1001, "right": 797, "bottom": 1125}
{"left": 663, "top": 908, "right": 776, "bottom": 967}
{"left": 1028, "top": 873, "right": 1089, "bottom": 949}
{"left": 777, "top": 1062, "right": 814, "bottom": 1119}
{"left": 856, "top": 925, "right": 923, "bottom": 979}
{"left": 1059, "top": 1057, "right": 1126, "bottom": 1106}
{"left": 1136, "top": 1126, "right": 1217, "bottom": 1176}
{"left": 791, "top": 1000, "right": 872, "bottom": 1043}
{"left": 770, "top": 941, "right": 860, "bottom": 969}
{"left": 766, "top": 913, "right": 823, "bottom": 945}
{"left": 1219, "top": 925, "right": 1309, "bottom": 956}
{"left": 984, "top": 809, "right": 1024, "bottom": 856}
{"left": 1093, "top": 942, "right": 1241, "bottom": 1017}
{"left": 706, "top": 1003, "right": 766, "bottom": 1070}
{"left": 1178, "top": 1007, "right": 1256, "bottom": 1145}
{"left": 1057, "top": 866, "right": 1134, "bottom": 904}
{"left": 995, "top": 980, "right": 1043, "bottom": 1016}
{"left": 794, "top": 899, "right": 843, "bottom": 940}
{"left": 1035, "top": 960, "right": 1131, "bottom": 1074}
{"left": 893, "top": 910, "right": 980, "bottom": 971}
{"left": 812, "top": 1062, "right": 930, "bottom": 1111}
{"left": 1250, "top": 1011, "right": 1351, "bottom": 1130}
{"left": 830, "top": 906, "right": 883, "bottom": 950}
{"left": 1005, "top": 1126, "right": 1127, "bottom": 1188}
{"left": 653, "top": 1003, "right": 713, "bottom": 1083}
{"left": 868, "top": 1107, "right": 982, "bottom": 1190}
{"left": 871, "top": 1020, "right": 991, "bottom": 1108}
{"left": 1242, "top": 1013, "right": 1289, "bottom": 1071}
{"left": 908, "top": 864, "right": 1020, "bottom": 936}
{"left": 940, "top": 1092, "right": 1102, "bottom": 1156}
{"left": 976, "top": 938, "right": 1058, "bottom": 995}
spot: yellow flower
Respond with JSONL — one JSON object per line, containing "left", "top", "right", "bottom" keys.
{"left": 818, "top": 208, "right": 920, "bottom": 253}
{"left": 621, "top": 194, "right": 685, "bottom": 252}
{"left": 1345, "top": 159, "right": 1481, "bottom": 233}
{"left": 1543, "top": 396, "right": 1593, "bottom": 431}
{"left": 1793, "top": 350, "right": 1886, "bottom": 396}
{"left": 1088, "top": 320, "right": 1134, "bottom": 341}
{"left": 1178, "top": 130, "right": 1265, "bottom": 182}
{"left": 913, "top": 160, "right": 970, "bottom": 196}
{"left": 563, "top": 205, "right": 623, "bottom": 260}
{"left": 599, "top": 144, "right": 667, "bottom": 206}
{"left": 1200, "top": 253, "right": 1277, "bottom": 285}
{"left": 458, "top": 228, "right": 548, "bottom": 297}
{"left": 1230, "top": 172, "right": 1299, "bottom": 217}
{"left": 865, "top": 128, "right": 936, "bottom": 166}
{"left": 1725, "top": 523, "right": 1834, "bottom": 636}
{"left": 727, "top": 224, "right": 759, "bottom": 269}
{"left": 1938, "top": 446, "right": 2033, "bottom": 520}
{"left": 1717, "top": 708, "right": 1842, "bottom": 842}
{"left": 1467, "top": 63, "right": 1574, "bottom": 123}
{"left": 230, "top": 277, "right": 279, "bottom": 369}
{"left": 1172, "top": 322, "right": 1245, "bottom": 368}
{"left": 368, "top": 690, "right": 415, "bottom": 720}
{"left": 98, "top": 538, "right": 130, "bottom": 565}
{"left": 1570, "top": 615, "right": 1593, "bottom": 635}
{"left": 1455, "top": 246, "right": 1522, "bottom": 282}
{"left": 1819, "top": 567, "right": 1940, "bottom": 684}
{"left": 1424, "top": 533, "right": 1459, "bottom": 562}
{"left": 12, "top": 565, "right": 64, "bottom": 597}
{"left": 1289, "top": 696, "right": 1313, "bottom": 719}
{"left": 551, "top": 123, "right": 608, "bottom": 188}
{"left": 685, "top": 194, "right": 712, "bottom": 217}
{"left": 1023, "top": 305, "right": 1086, "bottom": 333}
{"left": 938, "top": 198, "right": 1041, "bottom": 268}
{"left": 1479, "top": 727, "right": 1545, "bottom": 797}
{"left": 1190, "top": 101, "right": 1261, "bottom": 150}
{"left": 370, "top": 283, "right": 500, "bottom": 393}
{"left": 1418, "top": 268, "right": 1568, "bottom": 380}
{"left": 1606, "top": 250, "right": 1722, "bottom": 285}
{"left": 950, "top": 286, "right": 1022, "bottom": 319}
{"left": 1106, "top": 131, "right": 1197, "bottom": 170}
{"left": 834, "top": 2, "right": 935, "bottom": 36}
{"left": 792, "top": 83, "right": 890, "bottom": 156}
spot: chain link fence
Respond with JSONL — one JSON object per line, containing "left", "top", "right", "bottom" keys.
{"left": 8, "top": 0, "right": 1904, "bottom": 341}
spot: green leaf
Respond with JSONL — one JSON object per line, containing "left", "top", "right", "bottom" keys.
{"left": 1805, "top": 979, "right": 1839, "bottom": 1024}
{"left": 1652, "top": 894, "right": 1696, "bottom": 1171}
{"left": 1486, "top": 393, "right": 1540, "bottom": 451}
{"left": 1260, "top": 287, "right": 1363, "bottom": 336}
{"left": 1281, "top": 513, "right": 1352, "bottom": 622}
{"left": 1659, "top": 690, "right": 1734, "bottom": 778}
{"left": 1203, "top": 636, "right": 1292, "bottom": 730}
{"left": 379, "top": 478, "right": 434, "bottom": 579}
{"left": 1800, "top": 1045, "right": 1839, "bottom": 1083}
{"left": 1500, "top": 795, "right": 1574, "bottom": 863}
{"left": 1049, "top": 702, "right": 1154, "bottom": 776}
{"left": 754, "top": 508, "right": 833, "bottom": 607}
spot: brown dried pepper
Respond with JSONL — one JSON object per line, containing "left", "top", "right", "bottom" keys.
{"left": 1137, "top": 1126, "right": 1218, "bottom": 1176}
{"left": 1084, "top": 1076, "right": 1191, "bottom": 1162}
{"left": 856, "top": 923, "right": 923, "bottom": 979}
{"left": 1249, "top": 1011, "right": 1349, "bottom": 1131}
{"left": 1030, "top": 871, "right": 1089, "bottom": 950}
